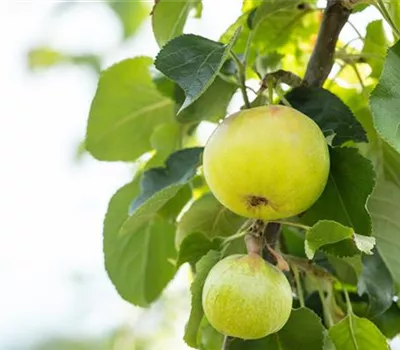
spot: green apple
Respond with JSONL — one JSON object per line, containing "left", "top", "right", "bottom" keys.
{"left": 202, "top": 254, "right": 292, "bottom": 339}
{"left": 203, "top": 105, "right": 329, "bottom": 220}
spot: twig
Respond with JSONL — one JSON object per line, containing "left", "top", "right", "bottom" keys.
{"left": 275, "top": 85, "right": 292, "bottom": 107}
{"left": 221, "top": 220, "right": 251, "bottom": 244}
{"left": 267, "top": 76, "right": 274, "bottom": 104}
{"left": 343, "top": 288, "right": 354, "bottom": 314}
{"left": 376, "top": 0, "right": 400, "bottom": 39}
{"left": 284, "top": 255, "right": 335, "bottom": 280}
{"left": 316, "top": 278, "right": 334, "bottom": 328}
{"left": 325, "top": 62, "right": 346, "bottom": 89}
{"left": 346, "top": 20, "right": 363, "bottom": 40}
{"left": 303, "top": 0, "right": 352, "bottom": 87}
{"left": 220, "top": 219, "right": 253, "bottom": 254}
{"left": 243, "top": 30, "right": 254, "bottom": 72}
{"left": 350, "top": 63, "right": 366, "bottom": 92}
{"left": 292, "top": 264, "right": 305, "bottom": 308}
{"left": 273, "top": 220, "right": 310, "bottom": 231}
{"left": 230, "top": 51, "right": 251, "bottom": 109}
{"left": 336, "top": 52, "right": 384, "bottom": 61}
{"left": 221, "top": 335, "right": 231, "bottom": 350}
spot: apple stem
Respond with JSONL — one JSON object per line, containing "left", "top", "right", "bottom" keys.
{"left": 245, "top": 234, "right": 263, "bottom": 256}
{"left": 221, "top": 335, "right": 232, "bottom": 350}
{"left": 245, "top": 219, "right": 266, "bottom": 256}
{"left": 274, "top": 85, "right": 292, "bottom": 108}
{"left": 267, "top": 76, "right": 274, "bottom": 105}
{"left": 273, "top": 220, "right": 310, "bottom": 231}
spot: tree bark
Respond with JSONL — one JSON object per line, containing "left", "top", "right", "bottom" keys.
{"left": 303, "top": 0, "right": 352, "bottom": 87}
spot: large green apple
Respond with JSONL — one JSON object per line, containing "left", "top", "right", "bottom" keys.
{"left": 203, "top": 105, "right": 329, "bottom": 220}
{"left": 202, "top": 254, "right": 292, "bottom": 339}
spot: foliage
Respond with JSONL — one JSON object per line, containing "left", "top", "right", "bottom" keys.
{"left": 31, "top": 0, "right": 400, "bottom": 348}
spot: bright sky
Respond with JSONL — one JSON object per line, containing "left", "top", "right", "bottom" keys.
{"left": 0, "top": 1, "right": 243, "bottom": 348}
{"left": 0, "top": 1, "right": 398, "bottom": 349}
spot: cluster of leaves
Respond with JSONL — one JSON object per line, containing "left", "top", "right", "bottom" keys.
{"left": 32, "top": 0, "right": 400, "bottom": 349}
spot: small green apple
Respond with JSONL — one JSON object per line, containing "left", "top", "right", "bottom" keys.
{"left": 202, "top": 254, "right": 292, "bottom": 339}
{"left": 203, "top": 105, "right": 330, "bottom": 220}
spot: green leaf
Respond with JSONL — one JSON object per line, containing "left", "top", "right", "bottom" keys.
{"left": 152, "top": 0, "right": 199, "bottom": 48}
{"left": 176, "top": 192, "right": 246, "bottom": 247}
{"left": 221, "top": 1, "right": 318, "bottom": 66}
{"left": 328, "top": 255, "right": 362, "bottom": 286}
{"left": 229, "top": 308, "right": 325, "bottom": 350}
{"left": 271, "top": 307, "right": 325, "bottom": 349}
{"left": 352, "top": 3, "right": 370, "bottom": 13}
{"left": 285, "top": 87, "right": 367, "bottom": 146}
{"left": 373, "top": 303, "right": 400, "bottom": 339}
{"left": 86, "top": 57, "right": 174, "bottom": 161}
{"left": 28, "top": 47, "right": 64, "bottom": 69}
{"left": 328, "top": 83, "right": 374, "bottom": 138}
{"left": 305, "top": 220, "right": 375, "bottom": 260}
{"left": 146, "top": 122, "right": 181, "bottom": 168}
{"left": 241, "top": 0, "right": 262, "bottom": 12}
{"left": 388, "top": 0, "right": 400, "bottom": 32}
{"left": 177, "top": 232, "right": 220, "bottom": 267}
{"left": 103, "top": 177, "right": 177, "bottom": 306}
{"left": 358, "top": 251, "right": 394, "bottom": 318}
{"left": 368, "top": 180, "right": 400, "bottom": 288}
{"left": 251, "top": 0, "right": 303, "bottom": 28}
{"left": 109, "top": 0, "right": 149, "bottom": 38}
{"left": 331, "top": 84, "right": 400, "bottom": 187}
{"left": 158, "top": 184, "right": 192, "bottom": 221}
{"left": 153, "top": 72, "right": 177, "bottom": 99}
{"left": 197, "top": 317, "right": 224, "bottom": 350}
{"left": 254, "top": 52, "right": 284, "bottom": 77}
{"left": 323, "top": 334, "right": 336, "bottom": 350}
{"left": 193, "top": 1, "right": 203, "bottom": 18}
{"left": 184, "top": 250, "right": 221, "bottom": 348}
{"left": 382, "top": 141, "right": 400, "bottom": 187}
{"left": 370, "top": 41, "right": 400, "bottom": 154}
{"left": 155, "top": 30, "right": 240, "bottom": 112}
{"left": 27, "top": 47, "right": 101, "bottom": 72}
{"left": 282, "top": 226, "right": 306, "bottom": 258}
{"left": 302, "top": 147, "right": 375, "bottom": 237}
{"left": 177, "top": 77, "right": 237, "bottom": 123}
{"left": 154, "top": 74, "right": 236, "bottom": 123}
{"left": 362, "top": 20, "right": 387, "bottom": 79}
{"left": 221, "top": 235, "right": 247, "bottom": 257}
{"left": 366, "top": 137, "right": 400, "bottom": 187}
{"left": 129, "top": 148, "right": 203, "bottom": 213}
{"left": 329, "top": 314, "right": 388, "bottom": 350}
{"left": 151, "top": 122, "right": 180, "bottom": 156}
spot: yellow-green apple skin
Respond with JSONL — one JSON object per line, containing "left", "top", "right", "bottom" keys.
{"left": 203, "top": 105, "right": 330, "bottom": 220}
{"left": 202, "top": 254, "right": 292, "bottom": 339}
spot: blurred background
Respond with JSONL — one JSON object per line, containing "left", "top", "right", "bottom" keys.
{"left": 0, "top": 1, "right": 397, "bottom": 349}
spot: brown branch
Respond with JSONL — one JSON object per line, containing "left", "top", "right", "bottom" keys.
{"left": 303, "top": 0, "right": 352, "bottom": 87}
{"left": 262, "top": 223, "right": 281, "bottom": 263}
